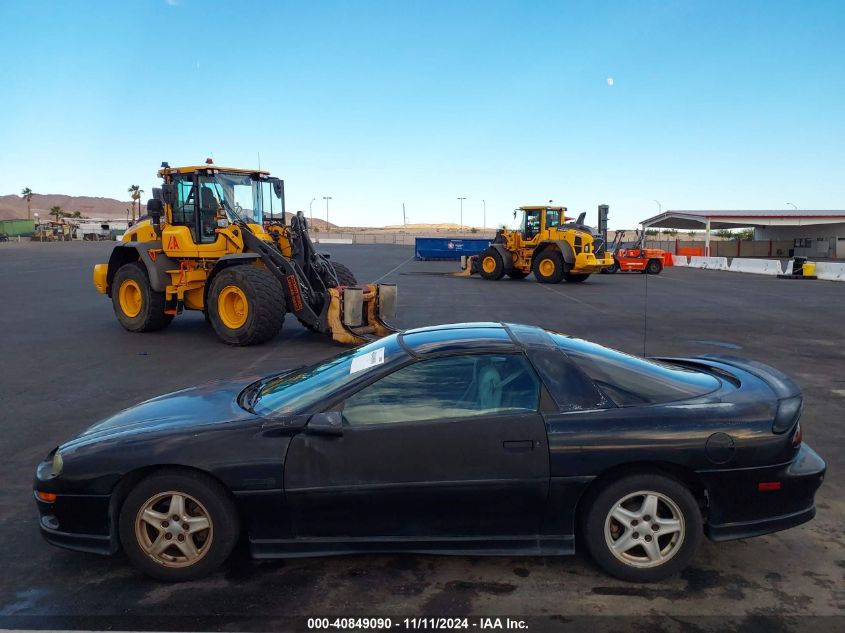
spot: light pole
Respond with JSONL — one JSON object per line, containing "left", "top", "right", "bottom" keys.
{"left": 654, "top": 199, "right": 662, "bottom": 213}
{"left": 322, "top": 196, "right": 332, "bottom": 232}
{"left": 786, "top": 202, "right": 797, "bottom": 210}
{"left": 34, "top": 213, "right": 40, "bottom": 242}
{"left": 309, "top": 197, "right": 316, "bottom": 225}
{"left": 457, "top": 197, "right": 466, "bottom": 233}
{"left": 482, "top": 200, "right": 486, "bottom": 232}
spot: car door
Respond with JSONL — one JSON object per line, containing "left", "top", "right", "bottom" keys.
{"left": 283, "top": 353, "right": 550, "bottom": 540}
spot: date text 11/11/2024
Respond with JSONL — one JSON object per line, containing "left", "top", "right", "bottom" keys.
{"left": 307, "top": 617, "right": 529, "bottom": 630}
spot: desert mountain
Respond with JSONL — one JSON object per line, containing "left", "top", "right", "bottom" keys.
{"left": 0, "top": 193, "right": 337, "bottom": 228}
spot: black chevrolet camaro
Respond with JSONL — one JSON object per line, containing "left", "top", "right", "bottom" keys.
{"left": 34, "top": 323, "right": 825, "bottom": 582}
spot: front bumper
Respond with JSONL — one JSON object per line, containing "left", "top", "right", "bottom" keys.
{"left": 572, "top": 252, "right": 615, "bottom": 274}
{"left": 700, "top": 443, "right": 825, "bottom": 542}
{"left": 34, "top": 459, "right": 118, "bottom": 556}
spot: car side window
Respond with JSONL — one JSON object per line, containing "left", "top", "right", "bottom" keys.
{"left": 342, "top": 354, "right": 540, "bottom": 426}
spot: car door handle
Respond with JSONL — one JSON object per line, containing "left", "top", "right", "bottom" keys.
{"left": 503, "top": 440, "right": 535, "bottom": 452}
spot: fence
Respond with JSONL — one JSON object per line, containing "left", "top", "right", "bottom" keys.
{"left": 646, "top": 240, "right": 795, "bottom": 258}
{"left": 313, "top": 231, "right": 497, "bottom": 246}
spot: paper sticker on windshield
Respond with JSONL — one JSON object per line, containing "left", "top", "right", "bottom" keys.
{"left": 350, "top": 348, "right": 385, "bottom": 374}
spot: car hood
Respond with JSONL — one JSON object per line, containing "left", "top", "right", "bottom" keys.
{"left": 63, "top": 377, "right": 261, "bottom": 450}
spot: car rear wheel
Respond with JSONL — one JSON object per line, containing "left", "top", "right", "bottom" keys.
{"left": 583, "top": 473, "right": 702, "bottom": 582}
{"left": 646, "top": 258, "right": 663, "bottom": 274}
{"left": 119, "top": 470, "right": 239, "bottom": 582}
{"left": 478, "top": 247, "right": 505, "bottom": 280}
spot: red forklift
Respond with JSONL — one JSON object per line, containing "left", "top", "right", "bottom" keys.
{"left": 601, "top": 229, "right": 666, "bottom": 274}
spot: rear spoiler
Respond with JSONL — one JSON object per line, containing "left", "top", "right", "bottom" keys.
{"left": 676, "top": 354, "right": 801, "bottom": 400}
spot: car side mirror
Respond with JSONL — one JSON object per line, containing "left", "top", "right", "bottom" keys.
{"left": 307, "top": 411, "right": 343, "bottom": 436}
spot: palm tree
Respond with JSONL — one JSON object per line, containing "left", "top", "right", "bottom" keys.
{"left": 128, "top": 185, "right": 143, "bottom": 222}
{"left": 21, "top": 187, "right": 33, "bottom": 220}
{"left": 50, "top": 206, "right": 63, "bottom": 223}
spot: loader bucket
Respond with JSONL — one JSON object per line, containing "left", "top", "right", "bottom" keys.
{"left": 453, "top": 255, "right": 477, "bottom": 277}
{"left": 327, "top": 283, "right": 399, "bottom": 345}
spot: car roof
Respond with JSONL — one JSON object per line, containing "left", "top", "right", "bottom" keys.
{"left": 399, "top": 322, "right": 526, "bottom": 357}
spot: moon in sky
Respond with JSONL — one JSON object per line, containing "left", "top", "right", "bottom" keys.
{"left": 607, "top": 77, "right": 615, "bottom": 86}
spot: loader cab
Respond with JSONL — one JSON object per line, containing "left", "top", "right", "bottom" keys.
{"left": 519, "top": 206, "right": 568, "bottom": 241}
{"left": 162, "top": 168, "right": 285, "bottom": 255}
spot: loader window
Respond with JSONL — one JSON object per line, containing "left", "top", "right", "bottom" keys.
{"left": 545, "top": 209, "right": 561, "bottom": 229}
{"left": 172, "top": 178, "right": 198, "bottom": 236}
{"left": 523, "top": 210, "right": 541, "bottom": 239}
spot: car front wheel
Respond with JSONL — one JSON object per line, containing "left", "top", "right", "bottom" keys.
{"left": 583, "top": 473, "right": 702, "bottom": 582}
{"left": 119, "top": 470, "right": 240, "bottom": 582}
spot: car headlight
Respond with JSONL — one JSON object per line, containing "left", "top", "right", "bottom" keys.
{"left": 51, "top": 451, "right": 64, "bottom": 477}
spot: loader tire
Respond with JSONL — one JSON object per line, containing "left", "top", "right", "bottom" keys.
{"left": 329, "top": 262, "right": 358, "bottom": 287}
{"left": 479, "top": 248, "right": 505, "bottom": 280}
{"left": 208, "top": 266, "right": 286, "bottom": 346}
{"left": 563, "top": 273, "right": 590, "bottom": 283}
{"left": 533, "top": 250, "right": 565, "bottom": 284}
{"left": 112, "top": 262, "right": 173, "bottom": 332}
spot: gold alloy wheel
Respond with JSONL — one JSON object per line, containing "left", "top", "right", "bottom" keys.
{"left": 134, "top": 491, "right": 213, "bottom": 568}
{"left": 118, "top": 279, "right": 142, "bottom": 318}
{"left": 218, "top": 285, "right": 249, "bottom": 329}
{"left": 538, "top": 258, "right": 555, "bottom": 277}
{"left": 482, "top": 256, "right": 497, "bottom": 274}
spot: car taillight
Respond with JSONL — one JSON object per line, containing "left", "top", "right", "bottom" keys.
{"left": 773, "top": 395, "right": 802, "bottom": 433}
{"left": 791, "top": 423, "right": 802, "bottom": 447}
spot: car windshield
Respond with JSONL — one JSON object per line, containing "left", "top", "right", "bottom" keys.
{"left": 251, "top": 335, "right": 406, "bottom": 416}
{"left": 550, "top": 334, "right": 721, "bottom": 406}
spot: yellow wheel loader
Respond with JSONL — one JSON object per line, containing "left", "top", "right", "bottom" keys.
{"left": 93, "top": 161, "right": 397, "bottom": 345}
{"left": 463, "top": 205, "right": 613, "bottom": 283}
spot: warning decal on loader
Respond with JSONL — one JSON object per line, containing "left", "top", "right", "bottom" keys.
{"left": 167, "top": 236, "right": 179, "bottom": 250}
{"left": 287, "top": 275, "right": 304, "bottom": 311}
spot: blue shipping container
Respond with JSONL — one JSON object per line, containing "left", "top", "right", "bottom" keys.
{"left": 415, "top": 237, "right": 491, "bottom": 261}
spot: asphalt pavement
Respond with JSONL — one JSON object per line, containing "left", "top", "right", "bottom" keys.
{"left": 0, "top": 241, "right": 842, "bottom": 631}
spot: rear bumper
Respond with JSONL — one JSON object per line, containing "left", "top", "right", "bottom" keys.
{"left": 701, "top": 443, "right": 825, "bottom": 542}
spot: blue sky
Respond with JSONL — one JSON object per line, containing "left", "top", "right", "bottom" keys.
{"left": 1, "top": 0, "right": 843, "bottom": 229}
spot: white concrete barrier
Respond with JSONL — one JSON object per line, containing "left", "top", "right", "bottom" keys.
{"left": 316, "top": 238, "right": 354, "bottom": 244}
{"left": 688, "top": 256, "right": 729, "bottom": 270}
{"left": 673, "top": 256, "right": 689, "bottom": 267}
{"left": 814, "top": 262, "right": 845, "bottom": 282}
{"left": 728, "top": 258, "right": 783, "bottom": 275}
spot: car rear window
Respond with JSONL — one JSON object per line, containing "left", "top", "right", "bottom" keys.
{"left": 551, "top": 334, "right": 721, "bottom": 406}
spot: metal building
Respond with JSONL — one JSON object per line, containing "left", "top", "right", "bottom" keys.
{"left": 640, "top": 209, "right": 845, "bottom": 258}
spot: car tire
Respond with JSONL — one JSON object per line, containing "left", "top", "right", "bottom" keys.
{"left": 478, "top": 248, "right": 505, "bottom": 280}
{"left": 563, "top": 273, "right": 590, "bottom": 283}
{"left": 583, "top": 473, "right": 702, "bottom": 582}
{"left": 208, "top": 265, "right": 286, "bottom": 345}
{"left": 111, "top": 262, "right": 173, "bottom": 332}
{"left": 119, "top": 469, "right": 240, "bottom": 582}
{"left": 533, "top": 250, "right": 565, "bottom": 284}
{"left": 646, "top": 259, "right": 663, "bottom": 275}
